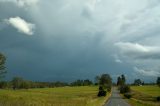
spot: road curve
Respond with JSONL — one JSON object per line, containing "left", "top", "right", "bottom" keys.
{"left": 104, "top": 87, "right": 131, "bottom": 106}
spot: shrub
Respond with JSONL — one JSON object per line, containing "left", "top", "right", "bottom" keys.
{"left": 120, "top": 85, "right": 130, "bottom": 94}
{"left": 97, "top": 90, "right": 106, "bottom": 97}
{"left": 106, "top": 84, "right": 111, "bottom": 92}
{"left": 124, "top": 93, "right": 132, "bottom": 99}
{"left": 97, "top": 86, "right": 107, "bottom": 97}
{"left": 0, "top": 81, "right": 8, "bottom": 89}
{"left": 157, "top": 96, "right": 160, "bottom": 101}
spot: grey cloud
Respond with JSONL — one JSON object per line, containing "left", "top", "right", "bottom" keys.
{"left": 0, "top": 0, "right": 39, "bottom": 7}
{"left": 115, "top": 42, "right": 160, "bottom": 60}
{"left": 1, "top": 0, "right": 160, "bottom": 82}
{"left": 134, "top": 67, "right": 160, "bottom": 77}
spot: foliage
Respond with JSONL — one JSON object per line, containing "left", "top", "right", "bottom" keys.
{"left": 97, "top": 74, "right": 112, "bottom": 97}
{"left": 120, "top": 85, "right": 131, "bottom": 94}
{"left": 134, "top": 79, "right": 142, "bottom": 85}
{"left": 0, "top": 53, "right": 6, "bottom": 79}
{"left": 12, "top": 77, "right": 24, "bottom": 89}
{"left": 156, "top": 96, "right": 160, "bottom": 101}
{"left": 117, "top": 74, "right": 126, "bottom": 86}
{"left": 94, "top": 76, "right": 100, "bottom": 85}
{"left": 97, "top": 86, "right": 106, "bottom": 97}
{"left": 11, "top": 77, "right": 69, "bottom": 89}
{"left": 0, "top": 81, "right": 8, "bottom": 89}
{"left": 99, "top": 74, "right": 112, "bottom": 86}
{"left": 9, "top": 77, "right": 93, "bottom": 89}
{"left": 157, "top": 77, "right": 160, "bottom": 87}
{"left": 124, "top": 93, "right": 132, "bottom": 99}
{"left": 20, "top": 80, "right": 31, "bottom": 89}
{"left": 70, "top": 79, "right": 93, "bottom": 86}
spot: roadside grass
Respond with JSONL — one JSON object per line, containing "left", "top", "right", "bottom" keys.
{"left": 0, "top": 86, "right": 110, "bottom": 106}
{"left": 131, "top": 85, "right": 160, "bottom": 97}
{"left": 126, "top": 85, "right": 160, "bottom": 106}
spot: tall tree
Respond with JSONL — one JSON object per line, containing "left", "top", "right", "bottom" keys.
{"left": 117, "top": 76, "right": 122, "bottom": 86}
{"left": 99, "top": 74, "right": 112, "bottom": 92}
{"left": 0, "top": 53, "right": 6, "bottom": 79}
{"left": 157, "top": 77, "right": 160, "bottom": 87}
{"left": 121, "top": 74, "right": 126, "bottom": 85}
{"left": 134, "top": 79, "right": 142, "bottom": 85}
{"left": 117, "top": 75, "right": 126, "bottom": 86}
{"left": 99, "top": 74, "right": 112, "bottom": 86}
{"left": 12, "top": 77, "right": 23, "bottom": 89}
{"left": 97, "top": 74, "right": 112, "bottom": 97}
{"left": 95, "top": 75, "right": 100, "bottom": 85}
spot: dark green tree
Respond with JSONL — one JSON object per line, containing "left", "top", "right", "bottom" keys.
{"left": 117, "top": 74, "right": 126, "bottom": 86}
{"left": 99, "top": 74, "right": 112, "bottom": 86}
{"left": 117, "top": 76, "right": 122, "bottom": 86}
{"left": 97, "top": 74, "right": 112, "bottom": 97}
{"left": 157, "top": 77, "right": 160, "bottom": 87}
{"left": 12, "top": 77, "right": 23, "bottom": 89}
{"left": 134, "top": 79, "right": 142, "bottom": 85}
{"left": 20, "top": 80, "right": 30, "bottom": 89}
{"left": 121, "top": 74, "right": 126, "bottom": 85}
{"left": 0, "top": 53, "right": 6, "bottom": 79}
{"left": 95, "top": 75, "right": 100, "bottom": 85}
{"left": 0, "top": 81, "right": 8, "bottom": 89}
{"left": 83, "top": 79, "right": 92, "bottom": 86}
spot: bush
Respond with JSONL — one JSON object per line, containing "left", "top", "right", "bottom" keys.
{"left": 106, "top": 84, "right": 111, "bottom": 92}
{"left": 97, "top": 86, "right": 107, "bottom": 97}
{"left": 20, "top": 81, "right": 30, "bottom": 89}
{"left": 120, "top": 85, "right": 130, "bottom": 94}
{"left": 157, "top": 96, "right": 160, "bottom": 101}
{"left": 0, "top": 81, "right": 8, "bottom": 89}
{"left": 124, "top": 93, "right": 132, "bottom": 99}
{"left": 97, "top": 90, "right": 106, "bottom": 97}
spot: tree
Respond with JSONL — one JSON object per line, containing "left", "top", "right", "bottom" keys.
{"left": 97, "top": 86, "right": 106, "bottom": 97}
{"left": 20, "top": 80, "right": 30, "bottom": 89}
{"left": 0, "top": 81, "right": 8, "bottom": 89}
{"left": 99, "top": 74, "right": 112, "bottom": 86}
{"left": 95, "top": 75, "right": 100, "bottom": 85}
{"left": 97, "top": 74, "right": 112, "bottom": 97}
{"left": 157, "top": 77, "right": 160, "bottom": 87}
{"left": 120, "top": 85, "right": 130, "bottom": 93}
{"left": 0, "top": 53, "right": 6, "bottom": 79}
{"left": 117, "top": 74, "right": 126, "bottom": 86}
{"left": 12, "top": 77, "right": 23, "bottom": 89}
{"left": 117, "top": 76, "right": 122, "bottom": 86}
{"left": 134, "top": 79, "right": 142, "bottom": 85}
{"left": 121, "top": 74, "right": 126, "bottom": 85}
{"left": 83, "top": 79, "right": 93, "bottom": 86}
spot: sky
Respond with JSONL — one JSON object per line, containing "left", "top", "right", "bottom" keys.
{"left": 0, "top": 0, "right": 160, "bottom": 83}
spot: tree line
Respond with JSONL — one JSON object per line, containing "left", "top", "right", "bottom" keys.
{"left": 0, "top": 52, "right": 160, "bottom": 92}
{"left": 0, "top": 77, "right": 94, "bottom": 89}
{"left": 0, "top": 53, "right": 95, "bottom": 89}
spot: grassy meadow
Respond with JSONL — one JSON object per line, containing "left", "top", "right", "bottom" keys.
{"left": 0, "top": 86, "right": 110, "bottom": 106}
{"left": 127, "top": 85, "right": 160, "bottom": 106}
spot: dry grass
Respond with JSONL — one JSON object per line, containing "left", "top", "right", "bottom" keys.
{"left": 127, "top": 85, "right": 160, "bottom": 106}
{"left": 0, "top": 86, "right": 110, "bottom": 106}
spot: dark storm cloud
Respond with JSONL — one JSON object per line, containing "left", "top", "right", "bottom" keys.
{"left": 1, "top": 0, "right": 160, "bottom": 82}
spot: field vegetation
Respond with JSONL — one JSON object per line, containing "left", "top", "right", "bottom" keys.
{"left": 127, "top": 85, "right": 160, "bottom": 106}
{"left": 0, "top": 86, "right": 110, "bottom": 106}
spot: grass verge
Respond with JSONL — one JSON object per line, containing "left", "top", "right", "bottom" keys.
{"left": 124, "top": 85, "right": 160, "bottom": 106}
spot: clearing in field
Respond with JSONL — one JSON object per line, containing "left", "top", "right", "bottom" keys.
{"left": 0, "top": 86, "right": 110, "bottom": 106}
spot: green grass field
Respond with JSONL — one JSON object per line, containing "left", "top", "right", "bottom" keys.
{"left": 0, "top": 86, "right": 110, "bottom": 106}
{"left": 127, "top": 85, "right": 160, "bottom": 106}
